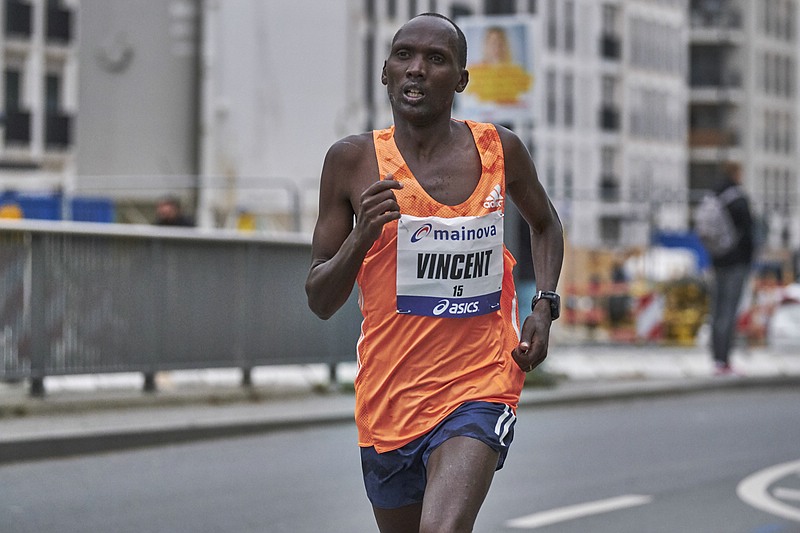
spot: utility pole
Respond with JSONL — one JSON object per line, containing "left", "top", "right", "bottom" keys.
{"left": 196, "top": 0, "right": 218, "bottom": 229}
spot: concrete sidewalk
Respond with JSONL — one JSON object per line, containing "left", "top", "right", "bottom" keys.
{"left": 1, "top": 345, "right": 799, "bottom": 464}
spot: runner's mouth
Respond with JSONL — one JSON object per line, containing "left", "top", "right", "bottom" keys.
{"left": 404, "top": 87, "right": 425, "bottom": 99}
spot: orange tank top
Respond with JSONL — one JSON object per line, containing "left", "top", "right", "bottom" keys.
{"left": 355, "top": 120, "right": 525, "bottom": 453}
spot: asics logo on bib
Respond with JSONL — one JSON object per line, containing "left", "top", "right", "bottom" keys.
{"left": 483, "top": 185, "right": 504, "bottom": 209}
{"left": 432, "top": 299, "right": 480, "bottom": 316}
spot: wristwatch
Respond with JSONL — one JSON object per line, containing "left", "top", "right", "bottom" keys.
{"left": 531, "top": 290, "right": 561, "bottom": 320}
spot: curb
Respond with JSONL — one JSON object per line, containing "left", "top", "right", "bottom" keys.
{"left": 0, "top": 385, "right": 325, "bottom": 419}
{"left": 518, "top": 374, "right": 800, "bottom": 407}
{"left": 1, "top": 375, "right": 799, "bottom": 465}
{"left": 0, "top": 410, "right": 354, "bottom": 465}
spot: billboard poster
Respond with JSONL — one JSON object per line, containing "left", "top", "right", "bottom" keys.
{"left": 455, "top": 15, "right": 535, "bottom": 123}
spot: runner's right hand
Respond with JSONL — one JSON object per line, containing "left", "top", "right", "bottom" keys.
{"left": 354, "top": 174, "right": 403, "bottom": 245}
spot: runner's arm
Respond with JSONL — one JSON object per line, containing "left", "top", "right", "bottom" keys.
{"left": 499, "top": 126, "right": 564, "bottom": 370}
{"left": 306, "top": 138, "right": 402, "bottom": 319}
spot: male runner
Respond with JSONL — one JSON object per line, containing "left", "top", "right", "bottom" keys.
{"left": 306, "top": 13, "right": 564, "bottom": 533}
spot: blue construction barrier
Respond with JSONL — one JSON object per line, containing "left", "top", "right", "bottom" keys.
{"left": 654, "top": 231, "right": 711, "bottom": 271}
{"left": 16, "top": 194, "right": 62, "bottom": 220}
{"left": 0, "top": 192, "right": 115, "bottom": 223}
{"left": 70, "top": 197, "right": 115, "bottom": 223}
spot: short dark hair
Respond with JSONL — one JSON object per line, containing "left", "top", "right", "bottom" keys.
{"left": 414, "top": 12, "right": 468, "bottom": 69}
{"left": 158, "top": 195, "right": 182, "bottom": 208}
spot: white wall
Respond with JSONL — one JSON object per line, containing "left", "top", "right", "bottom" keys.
{"left": 75, "top": 0, "right": 356, "bottom": 227}
{"left": 75, "top": 0, "right": 199, "bottom": 193}
{"left": 204, "top": 0, "right": 354, "bottom": 226}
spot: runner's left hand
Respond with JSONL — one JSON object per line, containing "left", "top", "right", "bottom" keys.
{"left": 511, "top": 307, "right": 551, "bottom": 372}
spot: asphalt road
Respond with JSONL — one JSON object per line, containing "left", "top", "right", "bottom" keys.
{"left": 1, "top": 388, "right": 799, "bottom": 533}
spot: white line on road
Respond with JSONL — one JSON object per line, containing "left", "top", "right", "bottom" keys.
{"left": 737, "top": 459, "right": 800, "bottom": 523}
{"left": 505, "top": 494, "right": 653, "bottom": 529}
{"left": 774, "top": 488, "right": 800, "bottom": 503}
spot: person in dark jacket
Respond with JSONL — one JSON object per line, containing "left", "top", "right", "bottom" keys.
{"left": 710, "top": 164, "right": 754, "bottom": 375}
{"left": 155, "top": 196, "right": 194, "bottom": 227}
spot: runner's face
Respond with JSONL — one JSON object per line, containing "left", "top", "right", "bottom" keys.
{"left": 382, "top": 17, "right": 467, "bottom": 122}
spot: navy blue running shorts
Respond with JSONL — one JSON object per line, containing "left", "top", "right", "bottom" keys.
{"left": 360, "top": 401, "right": 517, "bottom": 509}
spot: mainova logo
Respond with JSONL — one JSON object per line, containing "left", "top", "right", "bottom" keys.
{"left": 411, "top": 224, "right": 433, "bottom": 243}
{"left": 411, "top": 222, "right": 499, "bottom": 243}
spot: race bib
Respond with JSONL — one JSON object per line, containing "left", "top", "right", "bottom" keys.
{"left": 396, "top": 212, "right": 504, "bottom": 318}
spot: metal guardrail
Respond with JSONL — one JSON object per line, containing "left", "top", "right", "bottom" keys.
{"left": 0, "top": 220, "right": 362, "bottom": 396}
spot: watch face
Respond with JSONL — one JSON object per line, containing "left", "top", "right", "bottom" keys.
{"left": 549, "top": 296, "right": 560, "bottom": 320}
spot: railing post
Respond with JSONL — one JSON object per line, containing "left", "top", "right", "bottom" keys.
{"left": 143, "top": 372, "right": 157, "bottom": 393}
{"left": 328, "top": 362, "right": 337, "bottom": 387}
{"left": 29, "top": 377, "right": 44, "bottom": 397}
{"left": 241, "top": 367, "right": 252, "bottom": 387}
{"left": 144, "top": 238, "right": 166, "bottom": 393}
{"left": 291, "top": 185, "right": 302, "bottom": 232}
{"left": 28, "top": 233, "right": 47, "bottom": 397}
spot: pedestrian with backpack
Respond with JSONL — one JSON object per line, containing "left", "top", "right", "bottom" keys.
{"left": 694, "top": 164, "right": 754, "bottom": 375}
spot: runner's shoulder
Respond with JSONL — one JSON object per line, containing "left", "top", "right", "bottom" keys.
{"left": 325, "top": 133, "right": 374, "bottom": 168}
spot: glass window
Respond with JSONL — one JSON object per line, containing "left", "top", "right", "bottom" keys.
{"left": 4, "top": 69, "right": 21, "bottom": 111}
{"left": 547, "top": 0, "right": 557, "bottom": 49}
{"left": 564, "top": 1, "right": 574, "bottom": 52}
{"left": 484, "top": 0, "right": 515, "bottom": 15}
{"left": 46, "top": 74, "right": 61, "bottom": 113}
{"left": 563, "top": 73, "right": 574, "bottom": 127}
{"left": 546, "top": 70, "right": 557, "bottom": 125}
{"left": 602, "top": 4, "right": 618, "bottom": 35}
{"left": 563, "top": 148, "right": 573, "bottom": 199}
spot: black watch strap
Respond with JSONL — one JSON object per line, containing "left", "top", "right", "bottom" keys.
{"left": 531, "top": 290, "right": 561, "bottom": 320}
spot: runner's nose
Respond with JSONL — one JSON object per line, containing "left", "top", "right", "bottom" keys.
{"left": 406, "top": 55, "right": 425, "bottom": 78}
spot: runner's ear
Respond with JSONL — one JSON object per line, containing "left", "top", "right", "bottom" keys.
{"left": 456, "top": 70, "right": 469, "bottom": 93}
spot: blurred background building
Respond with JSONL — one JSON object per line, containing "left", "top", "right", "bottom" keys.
{"left": 689, "top": 0, "right": 799, "bottom": 254}
{"left": 0, "top": 0, "right": 797, "bottom": 268}
{"left": 0, "top": 0, "right": 77, "bottom": 196}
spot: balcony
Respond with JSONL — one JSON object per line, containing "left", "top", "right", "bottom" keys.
{"left": 689, "top": 128, "right": 738, "bottom": 148}
{"left": 690, "top": 68, "right": 742, "bottom": 89}
{"left": 600, "top": 106, "right": 620, "bottom": 131}
{"left": 5, "top": 0, "right": 32, "bottom": 38}
{"left": 46, "top": 6, "right": 72, "bottom": 44}
{"left": 4, "top": 110, "right": 31, "bottom": 144}
{"left": 45, "top": 112, "right": 71, "bottom": 147}
{"left": 600, "top": 176, "right": 620, "bottom": 202}
{"left": 690, "top": 6, "right": 742, "bottom": 30}
{"left": 599, "top": 216, "right": 622, "bottom": 246}
{"left": 689, "top": 6, "right": 744, "bottom": 45}
{"left": 600, "top": 34, "right": 621, "bottom": 60}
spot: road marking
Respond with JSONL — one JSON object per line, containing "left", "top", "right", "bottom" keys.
{"left": 505, "top": 494, "right": 653, "bottom": 529}
{"left": 737, "top": 459, "right": 800, "bottom": 523}
{"left": 773, "top": 488, "right": 800, "bottom": 503}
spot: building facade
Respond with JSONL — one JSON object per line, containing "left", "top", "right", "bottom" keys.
{"left": 531, "top": 0, "right": 688, "bottom": 249}
{"left": 5, "top": 0, "right": 796, "bottom": 254}
{"left": 360, "top": 0, "right": 689, "bottom": 250}
{"left": 689, "top": 0, "right": 800, "bottom": 251}
{"left": 0, "top": 0, "right": 77, "bottom": 192}
{"left": 74, "top": 0, "right": 200, "bottom": 222}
